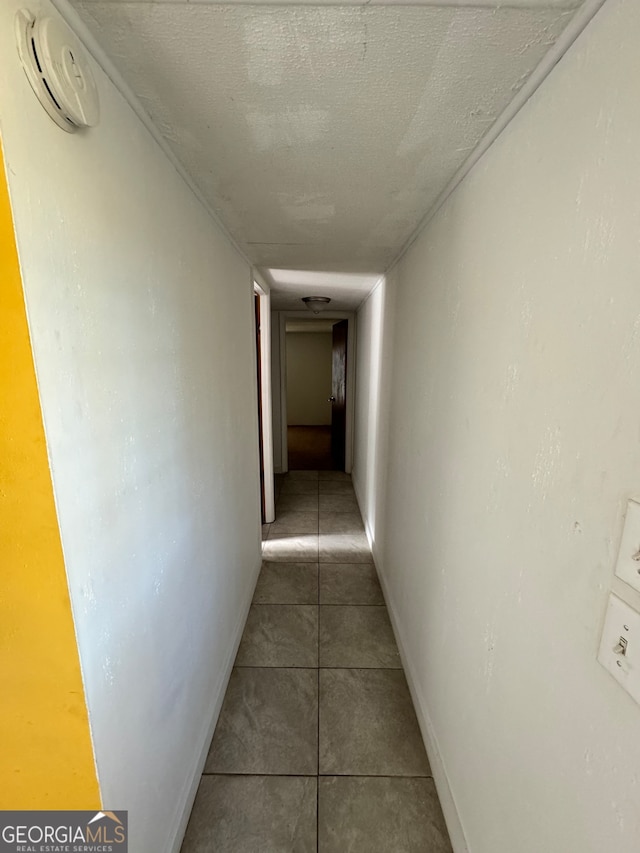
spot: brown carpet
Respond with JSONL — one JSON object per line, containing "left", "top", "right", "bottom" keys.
{"left": 287, "top": 425, "right": 336, "bottom": 470}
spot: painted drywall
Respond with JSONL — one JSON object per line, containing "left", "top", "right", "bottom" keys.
{"left": 354, "top": 1, "right": 640, "bottom": 851}
{"left": 352, "top": 271, "right": 396, "bottom": 554}
{"left": 270, "top": 312, "right": 284, "bottom": 472}
{"left": 0, "top": 0, "right": 261, "bottom": 849}
{"left": 286, "top": 332, "right": 332, "bottom": 425}
{"left": 0, "top": 141, "right": 100, "bottom": 810}
{"left": 255, "top": 287, "right": 275, "bottom": 523}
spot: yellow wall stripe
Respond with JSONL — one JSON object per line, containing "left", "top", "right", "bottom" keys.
{"left": 0, "top": 141, "right": 101, "bottom": 808}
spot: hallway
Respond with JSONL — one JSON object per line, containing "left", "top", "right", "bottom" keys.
{"left": 4, "top": 1, "right": 640, "bottom": 850}
{"left": 181, "top": 471, "right": 452, "bottom": 851}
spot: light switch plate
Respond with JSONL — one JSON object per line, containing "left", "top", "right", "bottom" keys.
{"left": 614, "top": 500, "right": 640, "bottom": 594}
{"left": 598, "top": 593, "right": 640, "bottom": 706}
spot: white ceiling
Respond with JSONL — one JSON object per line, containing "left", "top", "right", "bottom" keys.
{"left": 70, "top": 0, "right": 587, "bottom": 307}
{"left": 264, "top": 268, "right": 380, "bottom": 310}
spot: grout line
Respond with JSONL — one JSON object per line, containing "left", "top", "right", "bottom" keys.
{"left": 201, "top": 771, "right": 434, "bottom": 780}
{"left": 234, "top": 664, "right": 404, "bottom": 670}
{"left": 231, "top": 665, "right": 319, "bottom": 672}
{"left": 254, "top": 602, "right": 384, "bottom": 607}
{"left": 251, "top": 598, "right": 316, "bottom": 605}
{"left": 260, "top": 474, "right": 421, "bottom": 846}
{"left": 202, "top": 773, "right": 319, "bottom": 779}
{"left": 318, "top": 772, "right": 433, "bottom": 779}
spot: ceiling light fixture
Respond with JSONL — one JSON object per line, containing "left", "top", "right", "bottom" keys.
{"left": 302, "top": 296, "right": 331, "bottom": 314}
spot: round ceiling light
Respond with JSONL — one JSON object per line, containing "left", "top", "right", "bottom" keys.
{"left": 302, "top": 296, "right": 331, "bottom": 314}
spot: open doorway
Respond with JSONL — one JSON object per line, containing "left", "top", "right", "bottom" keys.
{"left": 284, "top": 317, "right": 349, "bottom": 471}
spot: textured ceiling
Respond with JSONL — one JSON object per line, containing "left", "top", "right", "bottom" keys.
{"left": 71, "top": 0, "right": 586, "bottom": 305}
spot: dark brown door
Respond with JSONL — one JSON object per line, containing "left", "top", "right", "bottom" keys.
{"left": 330, "top": 319, "right": 348, "bottom": 470}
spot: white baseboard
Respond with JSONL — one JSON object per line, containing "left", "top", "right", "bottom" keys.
{"left": 382, "top": 577, "right": 470, "bottom": 853}
{"left": 166, "top": 553, "right": 263, "bottom": 853}
{"left": 352, "top": 476, "right": 470, "bottom": 853}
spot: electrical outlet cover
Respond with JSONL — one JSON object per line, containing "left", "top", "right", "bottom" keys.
{"left": 614, "top": 499, "right": 640, "bottom": 595}
{"left": 598, "top": 593, "right": 640, "bottom": 706}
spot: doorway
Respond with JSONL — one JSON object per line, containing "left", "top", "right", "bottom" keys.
{"left": 330, "top": 319, "right": 348, "bottom": 470}
{"left": 280, "top": 314, "right": 354, "bottom": 472}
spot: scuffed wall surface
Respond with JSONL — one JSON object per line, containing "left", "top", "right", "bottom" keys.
{"left": 0, "top": 0, "right": 261, "bottom": 849}
{"left": 357, "top": 1, "right": 640, "bottom": 851}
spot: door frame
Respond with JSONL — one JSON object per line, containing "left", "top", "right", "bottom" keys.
{"left": 278, "top": 310, "right": 356, "bottom": 474}
{"left": 254, "top": 277, "right": 275, "bottom": 523}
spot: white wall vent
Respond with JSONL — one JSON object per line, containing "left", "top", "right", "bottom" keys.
{"left": 15, "top": 9, "right": 99, "bottom": 133}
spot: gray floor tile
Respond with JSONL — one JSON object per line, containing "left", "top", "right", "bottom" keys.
{"left": 254, "top": 562, "right": 319, "bottom": 605}
{"left": 319, "top": 480, "right": 356, "bottom": 495}
{"left": 187, "top": 470, "right": 451, "bottom": 853}
{"left": 319, "top": 493, "right": 359, "bottom": 513}
{"left": 279, "top": 480, "right": 319, "bottom": 495}
{"left": 319, "top": 512, "right": 365, "bottom": 534}
{"left": 263, "top": 533, "right": 318, "bottom": 562}
{"left": 206, "top": 668, "right": 318, "bottom": 774}
{"left": 236, "top": 605, "right": 318, "bottom": 667}
{"left": 277, "top": 493, "right": 319, "bottom": 512}
{"left": 182, "top": 775, "right": 317, "bottom": 853}
{"left": 320, "top": 564, "right": 384, "bottom": 605}
{"left": 319, "top": 530, "right": 371, "bottom": 563}
{"left": 319, "top": 669, "right": 430, "bottom": 776}
{"left": 270, "top": 511, "right": 318, "bottom": 536}
{"left": 318, "top": 777, "right": 452, "bottom": 853}
{"left": 320, "top": 606, "right": 400, "bottom": 668}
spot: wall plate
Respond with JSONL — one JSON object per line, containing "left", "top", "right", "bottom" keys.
{"left": 614, "top": 499, "right": 640, "bottom": 595}
{"left": 598, "top": 593, "right": 640, "bottom": 707}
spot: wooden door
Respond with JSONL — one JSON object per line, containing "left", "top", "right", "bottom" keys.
{"left": 330, "top": 319, "right": 348, "bottom": 470}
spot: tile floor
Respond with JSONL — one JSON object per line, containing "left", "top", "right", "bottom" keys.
{"left": 181, "top": 471, "right": 453, "bottom": 852}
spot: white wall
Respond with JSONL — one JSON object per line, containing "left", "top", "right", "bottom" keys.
{"left": 0, "top": 1, "right": 262, "bottom": 850}
{"left": 271, "top": 311, "right": 284, "bottom": 472}
{"left": 354, "top": 2, "right": 640, "bottom": 852}
{"left": 353, "top": 271, "right": 396, "bottom": 553}
{"left": 286, "top": 332, "right": 333, "bottom": 425}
